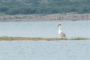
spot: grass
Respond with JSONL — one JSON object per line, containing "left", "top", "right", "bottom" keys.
{"left": 0, "top": 36, "right": 89, "bottom": 41}
{"left": 70, "top": 37, "right": 88, "bottom": 40}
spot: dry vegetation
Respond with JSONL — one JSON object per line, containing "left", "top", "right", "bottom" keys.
{"left": 0, "top": 36, "right": 89, "bottom": 41}
{"left": 0, "top": 13, "right": 90, "bottom": 22}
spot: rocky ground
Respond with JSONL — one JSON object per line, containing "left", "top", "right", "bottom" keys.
{"left": 0, "top": 13, "right": 90, "bottom": 22}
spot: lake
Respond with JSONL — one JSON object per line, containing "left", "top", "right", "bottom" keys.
{"left": 0, "top": 21, "right": 90, "bottom": 38}
{"left": 0, "top": 40, "right": 90, "bottom": 60}
{"left": 0, "top": 21, "right": 90, "bottom": 60}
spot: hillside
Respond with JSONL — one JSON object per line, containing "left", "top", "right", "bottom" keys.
{"left": 0, "top": 0, "right": 90, "bottom": 15}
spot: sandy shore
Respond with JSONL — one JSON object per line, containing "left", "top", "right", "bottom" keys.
{"left": 0, "top": 13, "right": 90, "bottom": 22}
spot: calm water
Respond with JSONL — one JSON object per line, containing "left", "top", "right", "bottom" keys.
{"left": 0, "top": 40, "right": 90, "bottom": 60}
{"left": 0, "top": 21, "right": 90, "bottom": 38}
{"left": 0, "top": 21, "right": 90, "bottom": 60}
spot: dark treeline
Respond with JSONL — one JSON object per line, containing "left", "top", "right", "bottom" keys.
{"left": 0, "top": 0, "right": 90, "bottom": 15}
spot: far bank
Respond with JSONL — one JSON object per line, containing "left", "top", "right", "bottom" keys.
{"left": 0, "top": 13, "right": 90, "bottom": 22}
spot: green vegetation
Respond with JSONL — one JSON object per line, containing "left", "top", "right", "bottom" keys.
{"left": 0, "top": 0, "right": 90, "bottom": 15}
{"left": 0, "top": 36, "right": 89, "bottom": 41}
{"left": 70, "top": 37, "right": 88, "bottom": 40}
{"left": 0, "top": 36, "right": 23, "bottom": 40}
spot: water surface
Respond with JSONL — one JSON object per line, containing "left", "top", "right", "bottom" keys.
{"left": 0, "top": 21, "right": 90, "bottom": 38}
{"left": 0, "top": 21, "right": 90, "bottom": 60}
{"left": 0, "top": 40, "right": 90, "bottom": 60}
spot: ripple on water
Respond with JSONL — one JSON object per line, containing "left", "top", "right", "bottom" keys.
{"left": 0, "top": 40, "right": 90, "bottom": 60}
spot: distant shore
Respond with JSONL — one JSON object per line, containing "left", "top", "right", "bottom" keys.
{"left": 0, "top": 13, "right": 90, "bottom": 22}
{"left": 0, "top": 36, "right": 89, "bottom": 41}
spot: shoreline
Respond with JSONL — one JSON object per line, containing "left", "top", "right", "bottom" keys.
{"left": 0, "top": 36, "right": 89, "bottom": 41}
{"left": 0, "top": 14, "right": 90, "bottom": 22}
{"left": 0, "top": 20, "right": 88, "bottom": 22}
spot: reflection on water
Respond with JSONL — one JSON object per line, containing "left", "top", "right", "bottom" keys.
{"left": 0, "top": 40, "right": 90, "bottom": 60}
{"left": 0, "top": 21, "right": 90, "bottom": 38}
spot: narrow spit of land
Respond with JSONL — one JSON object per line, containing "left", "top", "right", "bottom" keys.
{"left": 0, "top": 36, "right": 89, "bottom": 41}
